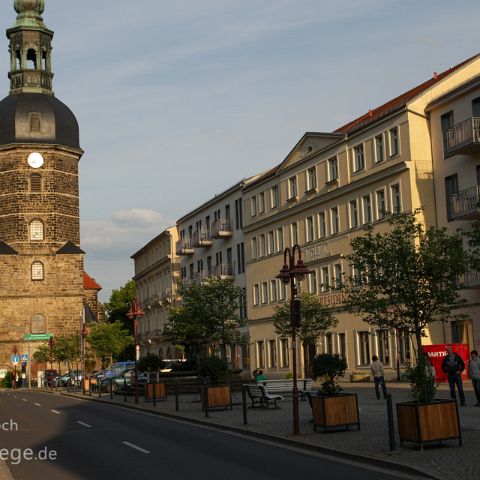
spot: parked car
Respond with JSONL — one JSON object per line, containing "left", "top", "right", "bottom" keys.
{"left": 161, "top": 359, "right": 187, "bottom": 372}
{"left": 42, "top": 370, "right": 58, "bottom": 387}
{"left": 100, "top": 369, "right": 147, "bottom": 394}
{"left": 54, "top": 370, "right": 83, "bottom": 387}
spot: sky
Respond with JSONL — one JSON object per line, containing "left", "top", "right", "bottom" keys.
{"left": 0, "top": 0, "right": 479, "bottom": 302}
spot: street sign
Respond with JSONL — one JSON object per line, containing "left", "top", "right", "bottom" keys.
{"left": 23, "top": 333, "right": 52, "bottom": 341}
{"left": 21, "top": 354, "right": 28, "bottom": 362}
{"left": 11, "top": 355, "right": 19, "bottom": 365}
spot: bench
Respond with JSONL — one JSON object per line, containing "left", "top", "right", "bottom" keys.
{"left": 258, "top": 379, "right": 313, "bottom": 400}
{"left": 244, "top": 384, "right": 283, "bottom": 409}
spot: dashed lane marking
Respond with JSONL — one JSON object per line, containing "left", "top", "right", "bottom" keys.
{"left": 77, "top": 421, "right": 92, "bottom": 428}
{"left": 34, "top": 403, "right": 41, "bottom": 407}
{"left": 51, "top": 409, "right": 61, "bottom": 415}
{"left": 122, "top": 441, "right": 150, "bottom": 454}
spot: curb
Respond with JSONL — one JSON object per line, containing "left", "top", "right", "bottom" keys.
{"left": 60, "top": 391, "right": 441, "bottom": 480}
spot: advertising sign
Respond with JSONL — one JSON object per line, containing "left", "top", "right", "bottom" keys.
{"left": 422, "top": 343, "right": 470, "bottom": 382}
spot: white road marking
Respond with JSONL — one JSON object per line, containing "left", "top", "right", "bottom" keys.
{"left": 22, "top": 398, "right": 27, "bottom": 402}
{"left": 77, "top": 421, "right": 92, "bottom": 428}
{"left": 51, "top": 409, "right": 61, "bottom": 414}
{"left": 34, "top": 403, "right": 41, "bottom": 407}
{"left": 122, "top": 441, "right": 150, "bottom": 454}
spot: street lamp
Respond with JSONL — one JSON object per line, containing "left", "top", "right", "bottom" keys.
{"left": 48, "top": 336, "right": 55, "bottom": 391}
{"left": 127, "top": 299, "right": 144, "bottom": 404}
{"left": 277, "top": 244, "right": 313, "bottom": 435}
{"left": 81, "top": 323, "right": 89, "bottom": 395}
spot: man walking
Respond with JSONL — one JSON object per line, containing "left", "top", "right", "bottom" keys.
{"left": 441, "top": 346, "right": 466, "bottom": 406}
{"left": 468, "top": 350, "right": 480, "bottom": 407}
{"left": 370, "top": 355, "right": 387, "bottom": 400}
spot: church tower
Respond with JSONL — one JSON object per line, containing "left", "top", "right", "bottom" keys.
{"left": 0, "top": 1, "right": 87, "bottom": 368}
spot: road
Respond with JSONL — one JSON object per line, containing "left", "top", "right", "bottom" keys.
{"left": 0, "top": 390, "right": 420, "bottom": 480}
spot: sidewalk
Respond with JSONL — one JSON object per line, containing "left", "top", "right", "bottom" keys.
{"left": 56, "top": 382, "right": 480, "bottom": 480}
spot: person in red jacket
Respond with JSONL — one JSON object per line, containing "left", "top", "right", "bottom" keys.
{"left": 441, "top": 346, "right": 466, "bottom": 406}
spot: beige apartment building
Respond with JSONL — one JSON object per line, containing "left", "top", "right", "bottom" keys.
{"left": 243, "top": 54, "right": 480, "bottom": 379}
{"left": 131, "top": 227, "right": 180, "bottom": 358}
{"left": 428, "top": 67, "right": 480, "bottom": 351}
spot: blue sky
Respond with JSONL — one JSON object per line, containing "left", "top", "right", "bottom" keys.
{"left": 0, "top": 0, "right": 479, "bottom": 301}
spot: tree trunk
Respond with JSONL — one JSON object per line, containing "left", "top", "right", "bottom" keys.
{"left": 415, "top": 331, "right": 423, "bottom": 361}
{"left": 302, "top": 341, "right": 316, "bottom": 378}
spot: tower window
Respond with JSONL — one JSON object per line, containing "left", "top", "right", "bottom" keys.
{"left": 41, "top": 51, "right": 47, "bottom": 70}
{"left": 29, "top": 113, "right": 41, "bottom": 133}
{"left": 26, "top": 49, "right": 37, "bottom": 69}
{"left": 31, "top": 261, "right": 44, "bottom": 281}
{"left": 15, "top": 50, "right": 21, "bottom": 70}
{"left": 31, "top": 314, "right": 46, "bottom": 334}
{"left": 30, "top": 219, "right": 44, "bottom": 240}
{"left": 31, "top": 174, "right": 42, "bottom": 192}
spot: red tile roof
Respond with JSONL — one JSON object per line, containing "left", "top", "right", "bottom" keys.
{"left": 84, "top": 272, "right": 102, "bottom": 291}
{"left": 335, "top": 54, "right": 479, "bottom": 135}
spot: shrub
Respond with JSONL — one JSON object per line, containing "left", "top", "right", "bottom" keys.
{"left": 312, "top": 354, "right": 347, "bottom": 395}
{"left": 138, "top": 353, "right": 163, "bottom": 373}
{"left": 199, "top": 356, "right": 228, "bottom": 386}
{"left": 0, "top": 371, "right": 13, "bottom": 388}
{"left": 405, "top": 355, "right": 436, "bottom": 404}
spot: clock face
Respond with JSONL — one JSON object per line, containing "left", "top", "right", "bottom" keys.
{"left": 27, "top": 152, "right": 44, "bottom": 169}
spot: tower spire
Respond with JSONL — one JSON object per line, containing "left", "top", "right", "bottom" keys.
{"left": 7, "top": 0, "right": 54, "bottom": 95}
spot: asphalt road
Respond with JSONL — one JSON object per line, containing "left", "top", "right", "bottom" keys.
{"left": 0, "top": 390, "right": 419, "bottom": 480}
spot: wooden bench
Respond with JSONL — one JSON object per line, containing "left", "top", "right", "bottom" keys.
{"left": 258, "top": 379, "right": 313, "bottom": 400}
{"left": 245, "top": 384, "right": 283, "bottom": 409}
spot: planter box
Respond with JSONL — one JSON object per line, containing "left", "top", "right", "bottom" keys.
{"left": 144, "top": 383, "right": 167, "bottom": 402}
{"left": 350, "top": 373, "right": 370, "bottom": 383}
{"left": 310, "top": 393, "right": 360, "bottom": 432}
{"left": 201, "top": 385, "right": 232, "bottom": 410}
{"left": 396, "top": 400, "right": 462, "bottom": 449}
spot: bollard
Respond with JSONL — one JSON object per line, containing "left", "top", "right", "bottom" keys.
{"left": 204, "top": 379, "right": 209, "bottom": 418}
{"left": 98, "top": 379, "right": 101, "bottom": 398}
{"left": 153, "top": 380, "right": 156, "bottom": 408}
{"left": 124, "top": 377, "right": 127, "bottom": 403}
{"left": 386, "top": 394, "right": 395, "bottom": 451}
{"left": 175, "top": 383, "right": 179, "bottom": 411}
{"left": 242, "top": 385, "right": 248, "bottom": 425}
{"left": 110, "top": 378, "right": 113, "bottom": 400}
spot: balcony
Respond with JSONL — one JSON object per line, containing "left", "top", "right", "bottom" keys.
{"left": 446, "top": 117, "right": 480, "bottom": 157}
{"left": 193, "top": 270, "right": 210, "bottom": 284}
{"left": 448, "top": 185, "right": 480, "bottom": 220}
{"left": 210, "top": 219, "right": 233, "bottom": 239}
{"left": 213, "top": 263, "right": 234, "bottom": 280}
{"left": 192, "top": 230, "right": 213, "bottom": 248}
{"left": 459, "top": 269, "right": 480, "bottom": 288}
{"left": 175, "top": 240, "right": 195, "bottom": 256}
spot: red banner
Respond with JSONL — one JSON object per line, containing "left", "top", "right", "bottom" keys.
{"left": 422, "top": 343, "right": 470, "bottom": 382}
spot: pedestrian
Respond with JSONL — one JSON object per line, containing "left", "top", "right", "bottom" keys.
{"left": 251, "top": 368, "right": 259, "bottom": 380}
{"left": 255, "top": 370, "right": 266, "bottom": 382}
{"left": 423, "top": 352, "right": 436, "bottom": 381}
{"left": 441, "top": 346, "right": 466, "bottom": 406}
{"left": 370, "top": 355, "right": 387, "bottom": 400}
{"left": 468, "top": 350, "right": 480, "bottom": 407}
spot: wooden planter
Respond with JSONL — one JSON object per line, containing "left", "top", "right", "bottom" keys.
{"left": 396, "top": 400, "right": 462, "bottom": 449}
{"left": 350, "top": 373, "right": 370, "bottom": 383}
{"left": 144, "top": 383, "right": 167, "bottom": 402}
{"left": 310, "top": 393, "right": 360, "bottom": 432}
{"left": 201, "top": 385, "right": 232, "bottom": 410}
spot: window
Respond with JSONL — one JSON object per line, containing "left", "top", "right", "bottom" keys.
{"left": 271, "top": 185, "right": 279, "bottom": 208}
{"left": 331, "top": 207, "right": 339, "bottom": 234}
{"left": 338, "top": 333, "right": 346, "bottom": 361}
{"left": 236, "top": 243, "right": 245, "bottom": 274}
{"left": 238, "top": 199, "right": 243, "bottom": 228}
{"left": 333, "top": 263, "right": 342, "bottom": 289}
{"left": 31, "top": 261, "right": 44, "bottom": 281}
{"left": 307, "top": 167, "right": 317, "bottom": 191}
{"left": 257, "top": 341, "right": 265, "bottom": 369}
{"left": 353, "top": 145, "right": 365, "bottom": 172}
{"left": 389, "top": 128, "right": 399, "bottom": 156}
{"left": 309, "top": 269, "right": 317, "bottom": 294}
{"left": 270, "top": 280, "right": 277, "bottom": 302}
{"left": 349, "top": 199, "right": 358, "bottom": 228}
{"left": 277, "top": 227, "right": 284, "bottom": 252}
{"left": 327, "top": 156, "right": 338, "bottom": 181}
{"left": 30, "top": 174, "right": 42, "bottom": 192}
{"left": 473, "top": 97, "right": 480, "bottom": 117}
{"left": 391, "top": 184, "right": 401, "bottom": 213}
{"left": 398, "top": 330, "right": 411, "bottom": 364}
{"left": 318, "top": 211, "right": 327, "bottom": 238}
{"left": 279, "top": 282, "right": 286, "bottom": 301}
{"left": 261, "top": 282, "right": 268, "bottom": 304}
{"left": 251, "top": 237, "right": 257, "bottom": 260}
{"left": 288, "top": 176, "right": 297, "bottom": 200}
{"left": 445, "top": 174, "right": 458, "bottom": 220}
{"left": 253, "top": 284, "right": 260, "bottom": 306}
{"left": 375, "top": 134, "right": 384, "bottom": 163}
{"left": 306, "top": 216, "right": 314, "bottom": 242}
{"left": 280, "top": 339, "right": 289, "bottom": 368}
{"left": 258, "top": 193, "right": 265, "bottom": 214}
{"left": 31, "top": 314, "right": 46, "bottom": 334}
{"left": 268, "top": 340, "right": 277, "bottom": 368}
{"left": 207, "top": 256, "right": 213, "bottom": 276}
{"left": 266, "top": 231, "right": 275, "bottom": 255}
{"left": 251, "top": 197, "right": 257, "bottom": 217}
{"left": 30, "top": 219, "right": 44, "bottom": 241}
{"left": 290, "top": 222, "right": 298, "bottom": 246}
{"left": 377, "top": 330, "right": 390, "bottom": 365}
{"left": 441, "top": 111, "right": 454, "bottom": 156}
{"left": 321, "top": 267, "right": 329, "bottom": 292}
{"left": 325, "top": 334, "right": 333, "bottom": 354}
{"left": 29, "top": 113, "right": 41, "bottom": 133}
{"left": 358, "top": 331, "right": 370, "bottom": 367}
{"left": 235, "top": 199, "right": 240, "bottom": 230}
{"left": 376, "top": 190, "right": 386, "bottom": 220}
{"left": 362, "top": 195, "right": 372, "bottom": 224}
{"left": 259, "top": 234, "right": 266, "bottom": 257}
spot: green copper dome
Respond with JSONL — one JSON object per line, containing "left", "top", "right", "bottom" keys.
{"left": 13, "top": 0, "right": 46, "bottom": 28}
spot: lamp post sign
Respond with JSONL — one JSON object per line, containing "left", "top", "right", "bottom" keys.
{"left": 11, "top": 355, "right": 19, "bottom": 365}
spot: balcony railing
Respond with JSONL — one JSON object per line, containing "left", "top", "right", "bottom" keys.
{"left": 446, "top": 117, "right": 480, "bottom": 157}
{"left": 193, "top": 270, "right": 210, "bottom": 284}
{"left": 175, "top": 240, "right": 194, "bottom": 255}
{"left": 459, "top": 269, "right": 480, "bottom": 288}
{"left": 210, "top": 219, "right": 233, "bottom": 239}
{"left": 191, "top": 229, "right": 213, "bottom": 248}
{"left": 448, "top": 185, "right": 480, "bottom": 220}
{"left": 213, "top": 263, "right": 234, "bottom": 279}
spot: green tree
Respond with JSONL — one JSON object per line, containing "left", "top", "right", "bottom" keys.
{"left": 87, "top": 321, "right": 134, "bottom": 368}
{"left": 32, "top": 344, "right": 50, "bottom": 364}
{"left": 345, "top": 210, "right": 467, "bottom": 354}
{"left": 273, "top": 291, "right": 337, "bottom": 377}
{"left": 164, "top": 278, "right": 247, "bottom": 366}
{"left": 138, "top": 353, "right": 163, "bottom": 373}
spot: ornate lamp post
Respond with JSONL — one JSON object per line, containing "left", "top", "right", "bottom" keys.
{"left": 277, "top": 244, "right": 312, "bottom": 435}
{"left": 127, "top": 299, "right": 144, "bottom": 404}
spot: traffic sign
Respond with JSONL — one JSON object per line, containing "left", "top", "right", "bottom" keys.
{"left": 23, "top": 333, "right": 52, "bottom": 341}
{"left": 11, "top": 355, "right": 19, "bottom": 365}
{"left": 21, "top": 354, "right": 28, "bottom": 362}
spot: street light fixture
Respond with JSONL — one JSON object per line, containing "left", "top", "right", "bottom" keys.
{"left": 127, "top": 299, "right": 144, "bottom": 404}
{"left": 276, "top": 244, "right": 313, "bottom": 435}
